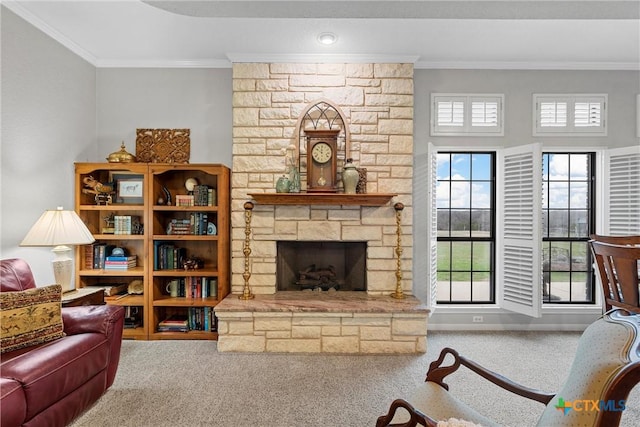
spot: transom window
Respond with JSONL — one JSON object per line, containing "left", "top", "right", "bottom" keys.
{"left": 436, "top": 152, "right": 495, "bottom": 303}
{"left": 431, "top": 94, "right": 504, "bottom": 136}
{"left": 533, "top": 94, "right": 607, "bottom": 136}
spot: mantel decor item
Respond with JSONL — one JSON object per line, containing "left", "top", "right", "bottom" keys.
{"left": 342, "top": 158, "right": 359, "bottom": 194}
{"left": 20, "top": 207, "right": 95, "bottom": 293}
{"left": 356, "top": 167, "right": 367, "bottom": 194}
{"left": 305, "top": 128, "right": 339, "bottom": 192}
{"left": 135, "top": 128, "right": 190, "bottom": 163}
{"left": 285, "top": 144, "right": 300, "bottom": 193}
{"left": 106, "top": 142, "right": 136, "bottom": 163}
{"left": 276, "top": 175, "right": 290, "bottom": 193}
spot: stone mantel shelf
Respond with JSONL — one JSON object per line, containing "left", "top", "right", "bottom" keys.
{"left": 247, "top": 192, "right": 397, "bottom": 206}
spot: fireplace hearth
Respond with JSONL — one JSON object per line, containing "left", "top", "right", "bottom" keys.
{"left": 277, "top": 241, "right": 367, "bottom": 292}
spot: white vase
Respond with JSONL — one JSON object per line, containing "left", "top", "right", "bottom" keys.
{"left": 342, "top": 159, "right": 359, "bottom": 194}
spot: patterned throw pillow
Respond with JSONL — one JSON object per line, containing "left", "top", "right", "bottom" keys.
{"left": 0, "top": 284, "right": 64, "bottom": 353}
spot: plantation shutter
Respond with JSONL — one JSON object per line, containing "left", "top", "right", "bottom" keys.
{"left": 539, "top": 101, "right": 568, "bottom": 128}
{"left": 425, "top": 143, "right": 438, "bottom": 312}
{"left": 534, "top": 94, "right": 606, "bottom": 135}
{"left": 574, "top": 101, "right": 602, "bottom": 128}
{"left": 605, "top": 146, "right": 640, "bottom": 235}
{"left": 471, "top": 99, "right": 500, "bottom": 128}
{"left": 431, "top": 94, "right": 503, "bottom": 136}
{"left": 499, "top": 143, "right": 543, "bottom": 318}
{"left": 433, "top": 96, "right": 465, "bottom": 133}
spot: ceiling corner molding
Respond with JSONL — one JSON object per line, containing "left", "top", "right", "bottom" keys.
{"left": 226, "top": 53, "right": 420, "bottom": 64}
{"left": 93, "top": 59, "right": 232, "bottom": 69}
{"left": 3, "top": 0, "right": 98, "bottom": 66}
{"left": 414, "top": 60, "right": 640, "bottom": 71}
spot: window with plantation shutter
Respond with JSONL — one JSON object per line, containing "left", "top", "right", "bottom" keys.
{"left": 431, "top": 94, "right": 504, "bottom": 136}
{"left": 534, "top": 94, "right": 607, "bottom": 136}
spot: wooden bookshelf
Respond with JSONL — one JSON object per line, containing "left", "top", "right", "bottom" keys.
{"left": 74, "top": 163, "right": 230, "bottom": 340}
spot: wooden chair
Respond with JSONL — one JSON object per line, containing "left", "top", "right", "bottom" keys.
{"left": 589, "top": 234, "right": 640, "bottom": 245}
{"left": 589, "top": 237, "right": 640, "bottom": 314}
{"left": 376, "top": 309, "right": 640, "bottom": 427}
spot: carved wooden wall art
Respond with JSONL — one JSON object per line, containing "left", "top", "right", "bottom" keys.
{"left": 135, "top": 128, "right": 190, "bottom": 163}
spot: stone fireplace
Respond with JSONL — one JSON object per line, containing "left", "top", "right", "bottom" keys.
{"left": 215, "top": 62, "right": 429, "bottom": 353}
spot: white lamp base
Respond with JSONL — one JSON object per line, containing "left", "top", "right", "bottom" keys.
{"left": 52, "top": 245, "right": 74, "bottom": 293}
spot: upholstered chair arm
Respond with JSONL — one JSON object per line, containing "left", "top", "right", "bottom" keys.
{"left": 426, "top": 347, "right": 555, "bottom": 405}
{"left": 62, "top": 305, "right": 125, "bottom": 336}
{"left": 376, "top": 398, "right": 438, "bottom": 427}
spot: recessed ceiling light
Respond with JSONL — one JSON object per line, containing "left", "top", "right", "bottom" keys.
{"left": 317, "top": 32, "right": 338, "bottom": 45}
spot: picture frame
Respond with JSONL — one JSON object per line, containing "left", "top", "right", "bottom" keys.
{"left": 110, "top": 172, "right": 144, "bottom": 204}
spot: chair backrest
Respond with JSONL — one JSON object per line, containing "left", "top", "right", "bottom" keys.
{"left": 590, "top": 234, "right": 640, "bottom": 245}
{"left": 0, "top": 258, "right": 37, "bottom": 292}
{"left": 589, "top": 240, "right": 640, "bottom": 314}
{"left": 536, "top": 309, "right": 640, "bottom": 427}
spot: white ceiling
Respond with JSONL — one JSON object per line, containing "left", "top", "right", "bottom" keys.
{"left": 4, "top": 0, "right": 640, "bottom": 69}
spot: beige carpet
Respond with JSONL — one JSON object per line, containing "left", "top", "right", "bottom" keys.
{"left": 70, "top": 330, "right": 640, "bottom": 427}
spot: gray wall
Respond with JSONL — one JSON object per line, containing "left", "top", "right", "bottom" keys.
{"left": 414, "top": 69, "right": 640, "bottom": 155}
{"left": 1, "top": 7, "right": 96, "bottom": 284}
{"left": 96, "top": 68, "right": 232, "bottom": 166}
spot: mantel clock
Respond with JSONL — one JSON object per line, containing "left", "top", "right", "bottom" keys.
{"left": 305, "top": 129, "right": 340, "bottom": 192}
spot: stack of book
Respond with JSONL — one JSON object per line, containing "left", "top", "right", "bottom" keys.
{"left": 166, "top": 218, "right": 192, "bottom": 235}
{"left": 193, "top": 185, "right": 214, "bottom": 206}
{"left": 157, "top": 314, "right": 189, "bottom": 332}
{"left": 175, "top": 195, "right": 195, "bottom": 207}
{"left": 113, "top": 215, "right": 142, "bottom": 235}
{"left": 104, "top": 255, "right": 137, "bottom": 270}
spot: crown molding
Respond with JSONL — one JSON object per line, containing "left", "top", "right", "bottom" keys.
{"left": 3, "top": 0, "right": 98, "bottom": 66}
{"left": 94, "top": 59, "right": 232, "bottom": 68}
{"left": 414, "top": 60, "right": 640, "bottom": 71}
{"left": 226, "top": 53, "right": 420, "bottom": 64}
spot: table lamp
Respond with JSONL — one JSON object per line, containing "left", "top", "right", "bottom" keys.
{"left": 20, "top": 207, "right": 95, "bottom": 293}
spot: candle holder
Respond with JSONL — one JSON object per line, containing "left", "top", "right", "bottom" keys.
{"left": 239, "top": 201, "right": 255, "bottom": 300}
{"left": 390, "top": 202, "right": 405, "bottom": 299}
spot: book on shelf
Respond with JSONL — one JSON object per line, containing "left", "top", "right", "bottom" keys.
{"left": 104, "top": 255, "right": 137, "bottom": 270}
{"left": 179, "top": 277, "right": 217, "bottom": 298}
{"left": 193, "top": 185, "right": 210, "bottom": 206}
{"left": 113, "top": 215, "right": 142, "bottom": 235}
{"left": 89, "top": 243, "right": 115, "bottom": 269}
{"left": 175, "top": 194, "right": 194, "bottom": 207}
{"left": 85, "top": 283, "right": 128, "bottom": 296}
{"left": 105, "top": 255, "right": 136, "bottom": 262}
{"left": 153, "top": 242, "right": 186, "bottom": 270}
{"left": 157, "top": 314, "right": 189, "bottom": 332}
{"left": 166, "top": 218, "right": 191, "bottom": 235}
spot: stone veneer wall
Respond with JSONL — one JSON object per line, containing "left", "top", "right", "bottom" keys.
{"left": 231, "top": 63, "right": 414, "bottom": 296}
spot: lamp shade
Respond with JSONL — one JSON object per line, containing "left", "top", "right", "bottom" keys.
{"left": 20, "top": 207, "right": 95, "bottom": 247}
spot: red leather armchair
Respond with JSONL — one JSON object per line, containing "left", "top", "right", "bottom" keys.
{"left": 0, "top": 258, "right": 125, "bottom": 427}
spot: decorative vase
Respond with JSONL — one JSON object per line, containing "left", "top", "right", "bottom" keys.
{"left": 276, "top": 175, "right": 291, "bottom": 193}
{"left": 288, "top": 165, "right": 301, "bottom": 193}
{"left": 342, "top": 158, "right": 359, "bottom": 194}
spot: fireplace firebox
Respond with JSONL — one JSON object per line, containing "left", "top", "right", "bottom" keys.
{"left": 276, "top": 241, "right": 367, "bottom": 291}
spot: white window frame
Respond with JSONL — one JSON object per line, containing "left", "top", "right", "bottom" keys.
{"left": 426, "top": 144, "right": 636, "bottom": 318}
{"left": 431, "top": 94, "right": 505, "bottom": 137}
{"left": 533, "top": 94, "right": 608, "bottom": 137}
